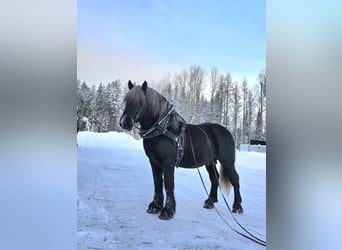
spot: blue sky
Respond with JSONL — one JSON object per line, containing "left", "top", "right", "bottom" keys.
{"left": 78, "top": 0, "right": 265, "bottom": 86}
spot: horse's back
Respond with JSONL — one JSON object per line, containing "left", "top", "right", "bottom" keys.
{"left": 198, "top": 122, "right": 234, "bottom": 142}
{"left": 199, "top": 123, "right": 236, "bottom": 166}
{"left": 181, "top": 123, "right": 235, "bottom": 168}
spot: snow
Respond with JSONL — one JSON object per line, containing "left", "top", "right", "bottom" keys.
{"left": 240, "top": 144, "right": 266, "bottom": 153}
{"left": 77, "top": 131, "right": 143, "bottom": 150}
{"left": 77, "top": 131, "right": 266, "bottom": 249}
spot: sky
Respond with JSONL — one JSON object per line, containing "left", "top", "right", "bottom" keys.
{"left": 77, "top": 0, "right": 265, "bottom": 88}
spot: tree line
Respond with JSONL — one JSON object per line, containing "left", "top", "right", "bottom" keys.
{"left": 77, "top": 65, "right": 266, "bottom": 148}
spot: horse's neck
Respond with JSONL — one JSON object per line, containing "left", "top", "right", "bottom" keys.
{"left": 139, "top": 105, "right": 165, "bottom": 130}
{"left": 168, "top": 113, "right": 180, "bottom": 133}
{"left": 140, "top": 102, "right": 178, "bottom": 131}
{"left": 140, "top": 115, "right": 158, "bottom": 130}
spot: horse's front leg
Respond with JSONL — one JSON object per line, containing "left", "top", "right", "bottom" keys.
{"left": 159, "top": 164, "right": 176, "bottom": 220}
{"left": 146, "top": 161, "right": 164, "bottom": 214}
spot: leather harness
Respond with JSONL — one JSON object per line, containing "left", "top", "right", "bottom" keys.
{"left": 137, "top": 105, "right": 186, "bottom": 167}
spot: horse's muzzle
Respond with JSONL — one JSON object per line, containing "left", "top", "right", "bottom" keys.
{"left": 119, "top": 114, "right": 133, "bottom": 131}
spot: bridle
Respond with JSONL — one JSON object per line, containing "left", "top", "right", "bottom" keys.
{"left": 132, "top": 104, "right": 146, "bottom": 126}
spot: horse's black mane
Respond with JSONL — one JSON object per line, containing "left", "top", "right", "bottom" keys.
{"left": 124, "top": 85, "right": 180, "bottom": 131}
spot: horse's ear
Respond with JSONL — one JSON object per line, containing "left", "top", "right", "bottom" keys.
{"left": 142, "top": 81, "right": 147, "bottom": 93}
{"left": 128, "top": 80, "right": 134, "bottom": 89}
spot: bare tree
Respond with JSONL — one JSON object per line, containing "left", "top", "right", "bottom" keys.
{"left": 188, "top": 65, "right": 205, "bottom": 123}
{"left": 232, "top": 82, "right": 241, "bottom": 148}
{"left": 209, "top": 67, "right": 218, "bottom": 121}
{"left": 247, "top": 89, "right": 256, "bottom": 142}
{"left": 255, "top": 71, "right": 266, "bottom": 140}
{"left": 174, "top": 70, "right": 188, "bottom": 119}
{"left": 160, "top": 74, "right": 172, "bottom": 102}
{"left": 241, "top": 78, "right": 249, "bottom": 144}
{"left": 222, "top": 73, "right": 233, "bottom": 128}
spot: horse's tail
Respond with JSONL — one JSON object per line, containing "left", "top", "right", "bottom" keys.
{"left": 219, "top": 163, "right": 232, "bottom": 194}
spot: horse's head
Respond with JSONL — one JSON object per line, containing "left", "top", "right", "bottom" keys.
{"left": 119, "top": 80, "right": 148, "bottom": 130}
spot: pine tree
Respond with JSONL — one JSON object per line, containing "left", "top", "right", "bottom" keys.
{"left": 255, "top": 109, "right": 262, "bottom": 140}
{"left": 77, "top": 80, "right": 93, "bottom": 131}
{"left": 93, "top": 83, "right": 107, "bottom": 132}
{"left": 112, "top": 80, "right": 122, "bottom": 131}
{"left": 88, "top": 84, "right": 97, "bottom": 132}
{"left": 104, "top": 82, "right": 114, "bottom": 131}
{"left": 77, "top": 79, "right": 82, "bottom": 132}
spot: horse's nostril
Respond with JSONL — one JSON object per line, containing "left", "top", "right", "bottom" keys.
{"left": 120, "top": 115, "right": 127, "bottom": 128}
{"left": 119, "top": 115, "right": 133, "bottom": 130}
{"left": 119, "top": 117, "right": 123, "bottom": 128}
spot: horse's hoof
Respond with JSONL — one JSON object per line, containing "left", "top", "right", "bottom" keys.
{"left": 232, "top": 207, "right": 243, "bottom": 214}
{"left": 147, "top": 207, "right": 160, "bottom": 214}
{"left": 159, "top": 210, "right": 175, "bottom": 220}
{"left": 159, "top": 204, "right": 176, "bottom": 220}
{"left": 146, "top": 201, "right": 163, "bottom": 214}
{"left": 203, "top": 198, "right": 215, "bottom": 209}
{"left": 203, "top": 203, "right": 214, "bottom": 209}
{"left": 232, "top": 203, "right": 243, "bottom": 214}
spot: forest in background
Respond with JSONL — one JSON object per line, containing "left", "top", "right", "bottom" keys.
{"left": 77, "top": 65, "right": 266, "bottom": 148}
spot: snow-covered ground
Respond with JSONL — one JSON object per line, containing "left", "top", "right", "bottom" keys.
{"left": 77, "top": 131, "right": 266, "bottom": 249}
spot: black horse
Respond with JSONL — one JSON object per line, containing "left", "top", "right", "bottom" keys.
{"left": 120, "top": 80, "right": 243, "bottom": 220}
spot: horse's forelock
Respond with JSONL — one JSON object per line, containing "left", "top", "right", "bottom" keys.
{"left": 124, "top": 84, "right": 180, "bottom": 131}
{"left": 124, "top": 85, "right": 170, "bottom": 119}
{"left": 124, "top": 86, "right": 145, "bottom": 106}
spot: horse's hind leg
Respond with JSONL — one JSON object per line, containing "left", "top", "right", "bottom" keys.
{"left": 203, "top": 160, "right": 219, "bottom": 209}
{"left": 219, "top": 159, "right": 243, "bottom": 213}
{"left": 229, "top": 167, "right": 243, "bottom": 213}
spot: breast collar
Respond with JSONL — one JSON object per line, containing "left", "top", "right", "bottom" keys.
{"left": 137, "top": 104, "right": 186, "bottom": 167}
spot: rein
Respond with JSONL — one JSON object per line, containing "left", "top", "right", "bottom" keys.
{"left": 188, "top": 127, "right": 267, "bottom": 247}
